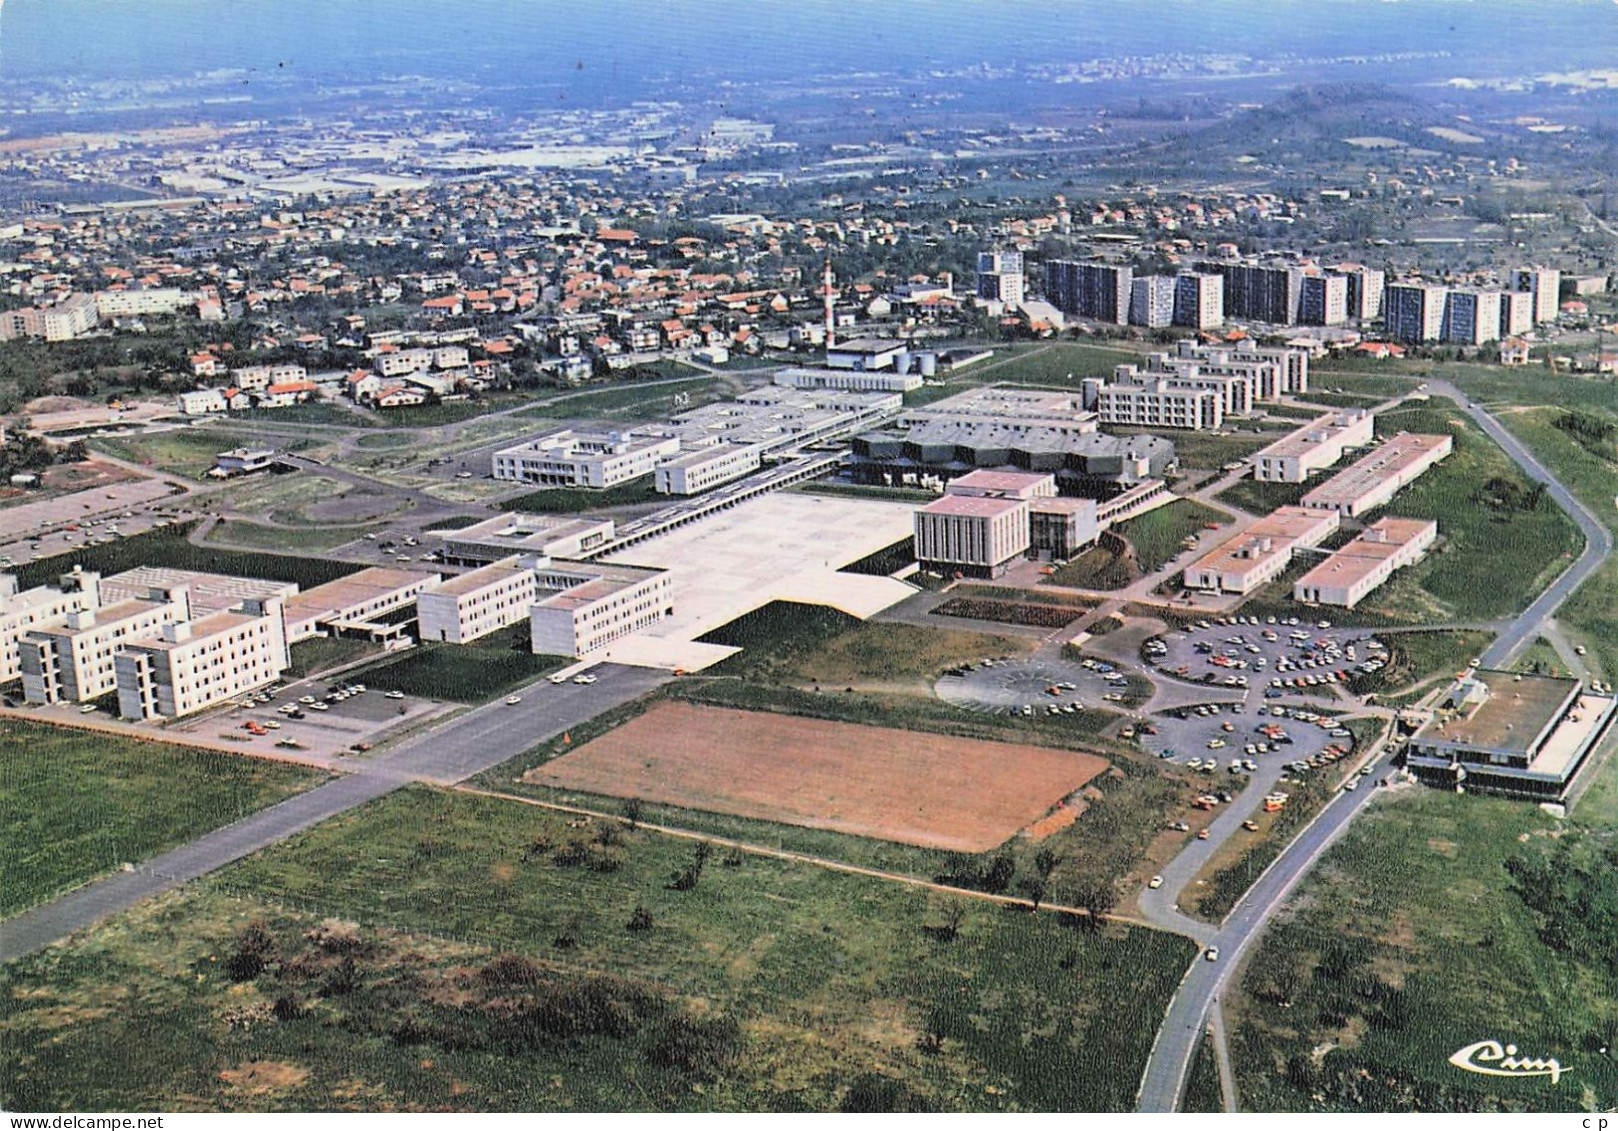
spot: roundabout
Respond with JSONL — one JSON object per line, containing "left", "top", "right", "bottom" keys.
{"left": 935, "top": 654, "right": 1140, "bottom": 716}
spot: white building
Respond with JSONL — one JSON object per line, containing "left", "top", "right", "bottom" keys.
{"left": 438, "top": 513, "right": 616, "bottom": 566}
{"left": 774, "top": 366, "right": 922, "bottom": 394}
{"left": 230, "top": 363, "right": 307, "bottom": 391}
{"left": 177, "top": 388, "right": 228, "bottom": 415}
{"left": 1300, "top": 432, "right": 1453, "bottom": 517}
{"left": 654, "top": 444, "right": 763, "bottom": 496}
{"left": 530, "top": 562, "right": 675, "bottom": 657}
{"left": 914, "top": 494, "right": 1031, "bottom": 578}
{"left": 491, "top": 428, "right": 681, "bottom": 489}
{"left": 1293, "top": 517, "right": 1437, "bottom": 608}
{"left": 1512, "top": 266, "right": 1562, "bottom": 325}
{"left": 115, "top": 598, "right": 290, "bottom": 721}
{"left": 1084, "top": 377, "right": 1225, "bottom": 431}
{"left": 417, "top": 557, "right": 542, "bottom": 644}
{"left": 281, "top": 567, "right": 441, "bottom": 645}
{"left": 20, "top": 586, "right": 191, "bottom": 704}
{"left": 95, "top": 288, "right": 193, "bottom": 319}
{"left": 0, "top": 569, "right": 101, "bottom": 684}
{"left": 1182, "top": 506, "right": 1341, "bottom": 595}
{"left": 1251, "top": 410, "right": 1375, "bottom": 483}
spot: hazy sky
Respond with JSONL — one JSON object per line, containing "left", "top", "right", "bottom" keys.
{"left": 4, "top": 0, "right": 1613, "bottom": 85}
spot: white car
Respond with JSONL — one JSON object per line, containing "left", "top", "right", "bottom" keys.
{"left": 504, "top": 695, "right": 522, "bottom": 706}
{"left": 1205, "top": 947, "right": 1220, "bottom": 962}
{"left": 1148, "top": 875, "right": 1164, "bottom": 889}
{"left": 574, "top": 674, "right": 597, "bottom": 685}
{"left": 384, "top": 690, "right": 406, "bottom": 700}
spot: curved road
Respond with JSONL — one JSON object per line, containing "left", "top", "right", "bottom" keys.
{"left": 1136, "top": 383, "right": 1615, "bottom": 1111}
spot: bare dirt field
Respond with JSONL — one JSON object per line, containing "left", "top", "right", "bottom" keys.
{"left": 526, "top": 701, "right": 1110, "bottom": 852}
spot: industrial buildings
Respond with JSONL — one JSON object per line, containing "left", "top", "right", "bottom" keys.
{"left": 1300, "top": 432, "right": 1453, "bottom": 517}
{"left": 1292, "top": 516, "right": 1437, "bottom": 608}
{"left": 1251, "top": 410, "right": 1375, "bottom": 483}
{"left": 1405, "top": 669, "right": 1616, "bottom": 802}
{"left": 1182, "top": 505, "right": 1341, "bottom": 595}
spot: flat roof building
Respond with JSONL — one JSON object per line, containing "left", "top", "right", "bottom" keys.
{"left": 825, "top": 337, "right": 908, "bottom": 372}
{"left": 1252, "top": 410, "right": 1375, "bottom": 483}
{"left": 282, "top": 567, "right": 442, "bottom": 644}
{"left": 914, "top": 494, "right": 1031, "bottom": 578}
{"left": 492, "top": 428, "right": 681, "bottom": 489}
{"left": 116, "top": 598, "right": 290, "bottom": 721}
{"left": 417, "top": 556, "right": 542, "bottom": 645}
{"left": 1030, "top": 496, "right": 1102, "bottom": 558}
{"left": 774, "top": 366, "right": 922, "bottom": 394}
{"left": 438, "top": 513, "right": 616, "bottom": 567}
{"left": 945, "top": 469, "right": 1058, "bottom": 500}
{"left": 1300, "top": 432, "right": 1452, "bottom": 517}
{"left": 1406, "top": 669, "right": 1616, "bottom": 802}
{"left": 530, "top": 561, "right": 674, "bottom": 658}
{"left": 0, "top": 569, "right": 101, "bottom": 684}
{"left": 1183, "top": 505, "right": 1341, "bottom": 595}
{"left": 21, "top": 586, "right": 191, "bottom": 704}
{"left": 101, "top": 567, "right": 299, "bottom": 618}
{"left": 1293, "top": 516, "right": 1437, "bottom": 608}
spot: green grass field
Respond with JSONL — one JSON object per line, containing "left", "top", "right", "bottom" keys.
{"left": 0, "top": 786, "right": 1198, "bottom": 1112}
{"left": 1214, "top": 477, "right": 1313, "bottom": 514}
{"left": 518, "top": 376, "right": 718, "bottom": 422}
{"left": 1120, "top": 425, "right": 1290, "bottom": 471}
{"left": 93, "top": 429, "right": 313, "bottom": 478}
{"left": 354, "top": 624, "right": 568, "bottom": 703}
{"left": 1113, "top": 498, "right": 1231, "bottom": 575}
{"left": 14, "top": 522, "right": 361, "bottom": 593}
{"left": 1346, "top": 629, "right": 1495, "bottom": 701}
{"left": 203, "top": 520, "right": 380, "bottom": 553}
{"left": 1227, "top": 766, "right": 1618, "bottom": 1113}
{"left": 504, "top": 475, "right": 662, "bottom": 514}
{"left": 0, "top": 720, "right": 321, "bottom": 917}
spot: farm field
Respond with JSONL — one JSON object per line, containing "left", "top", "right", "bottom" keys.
{"left": 1226, "top": 759, "right": 1618, "bottom": 1113}
{"left": 0, "top": 786, "right": 1196, "bottom": 1112}
{"left": 0, "top": 719, "right": 321, "bottom": 918}
{"left": 526, "top": 701, "right": 1108, "bottom": 852}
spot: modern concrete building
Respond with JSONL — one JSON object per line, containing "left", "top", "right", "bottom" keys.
{"left": 1299, "top": 273, "right": 1348, "bottom": 327}
{"left": 774, "top": 366, "right": 922, "bottom": 394}
{"left": 100, "top": 567, "right": 299, "bottom": 618}
{"left": 417, "top": 556, "right": 543, "bottom": 644}
{"left": 281, "top": 567, "right": 442, "bottom": 645}
{"left": 1293, "top": 516, "right": 1437, "bottom": 608}
{"left": 824, "top": 337, "right": 908, "bottom": 371}
{"left": 1405, "top": 669, "right": 1616, "bottom": 802}
{"left": 1300, "top": 432, "right": 1453, "bottom": 517}
{"left": 1384, "top": 281, "right": 1448, "bottom": 343}
{"left": 438, "top": 513, "right": 617, "bottom": 567}
{"left": 212, "top": 448, "right": 277, "bottom": 476}
{"left": 1499, "top": 289, "right": 1535, "bottom": 339}
{"left": 21, "top": 586, "right": 191, "bottom": 704}
{"left": 115, "top": 598, "right": 290, "bottom": 721}
{"left": 945, "top": 469, "right": 1058, "bottom": 500}
{"left": 654, "top": 444, "right": 763, "bottom": 496}
{"left": 1046, "top": 260, "right": 1132, "bottom": 324}
{"left": 913, "top": 493, "right": 1031, "bottom": 578}
{"left": 1173, "top": 273, "right": 1225, "bottom": 330}
{"left": 1030, "top": 496, "right": 1102, "bottom": 558}
{"left": 529, "top": 561, "right": 675, "bottom": 657}
{"left": 1512, "top": 266, "right": 1562, "bottom": 325}
{"left": 1441, "top": 288, "right": 1504, "bottom": 346}
{"left": 976, "top": 250, "right": 1025, "bottom": 306}
{"left": 492, "top": 428, "right": 681, "bottom": 489}
{"left": 1084, "top": 377, "right": 1225, "bottom": 431}
{"left": 1130, "top": 275, "right": 1176, "bottom": 328}
{"left": 0, "top": 569, "right": 101, "bottom": 684}
{"left": 1251, "top": 410, "right": 1375, "bottom": 483}
{"left": 1182, "top": 506, "right": 1341, "bottom": 594}
{"left": 1195, "top": 260, "right": 1303, "bottom": 325}
{"left": 1333, "top": 264, "right": 1385, "bottom": 322}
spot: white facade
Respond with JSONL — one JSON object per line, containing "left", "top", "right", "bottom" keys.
{"left": 529, "top": 565, "right": 674, "bottom": 657}
{"left": 417, "top": 557, "right": 541, "bottom": 644}
{"left": 0, "top": 570, "right": 101, "bottom": 683}
{"left": 1300, "top": 432, "right": 1453, "bottom": 517}
{"left": 95, "top": 288, "right": 193, "bottom": 318}
{"left": 177, "top": 388, "right": 228, "bottom": 415}
{"left": 1293, "top": 518, "right": 1437, "bottom": 608}
{"left": 492, "top": 428, "right": 681, "bottom": 488}
{"left": 914, "top": 495, "right": 1030, "bottom": 577}
{"left": 21, "top": 587, "right": 191, "bottom": 704}
{"left": 654, "top": 444, "right": 762, "bottom": 496}
{"left": 231, "top": 363, "right": 307, "bottom": 391}
{"left": 1183, "top": 507, "right": 1340, "bottom": 594}
{"left": 116, "top": 599, "right": 290, "bottom": 721}
{"left": 773, "top": 367, "right": 922, "bottom": 394}
{"left": 1252, "top": 410, "right": 1376, "bottom": 483}
{"left": 1088, "top": 379, "right": 1224, "bottom": 431}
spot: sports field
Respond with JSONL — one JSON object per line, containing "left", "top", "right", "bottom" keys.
{"left": 526, "top": 701, "right": 1109, "bottom": 852}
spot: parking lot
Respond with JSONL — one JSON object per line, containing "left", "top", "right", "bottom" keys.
{"left": 934, "top": 653, "right": 1138, "bottom": 717}
{"left": 1143, "top": 615, "right": 1389, "bottom": 700}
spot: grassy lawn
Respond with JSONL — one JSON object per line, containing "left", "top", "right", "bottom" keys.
{"left": 1214, "top": 477, "right": 1313, "bottom": 514}
{"left": 1045, "top": 543, "right": 1135, "bottom": 590}
{"left": 504, "top": 475, "right": 662, "bottom": 514}
{"left": 1227, "top": 774, "right": 1618, "bottom": 1113}
{"left": 285, "top": 637, "right": 383, "bottom": 679}
{"left": 0, "top": 720, "right": 321, "bottom": 918}
{"left": 1114, "top": 498, "right": 1232, "bottom": 575}
{"left": 94, "top": 429, "right": 309, "bottom": 479}
{"left": 1346, "top": 629, "right": 1494, "bottom": 701}
{"left": 795, "top": 481, "right": 938, "bottom": 504}
{"left": 14, "top": 522, "right": 361, "bottom": 593}
{"left": 354, "top": 624, "right": 568, "bottom": 703}
{"left": 225, "top": 403, "right": 374, "bottom": 428}
{"left": 518, "top": 377, "right": 718, "bottom": 422}
{"left": 203, "top": 520, "right": 381, "bottom": 553}
{"left": 980, "top": 341, "right": 1142, "bottom": 387}
{"left": 0, "top": 786, "right": 1198, "bottom": 1112}
{"left": 373, "top": 396, "right": 529, "bottom": 428}
{"left": 1119, "top": 425, "right": 1288, "bottom": 472}
{"left": 702, "top": 602, "right": 1035, "bottom": 688}
{"left": 1184, "top": 1037, "right": 1225, "bottom": 1113}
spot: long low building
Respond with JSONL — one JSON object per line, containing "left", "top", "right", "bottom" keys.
{"left": 1300, "top": 432, "right": 1453, "bottom": 517}
{"left": 282, "top": 567, "right": 442, "bottom": 645}
{"left": 1183, "top": 505, "right": 1341, "bottom": 595}
{"left": 437, "top": 513, "right": 616, "bottom": 567}
{"left": 530, "top": 561, "right": 674, "bottom": 657}
{"left": 1251, "top": 410, "right": 1375, "bottom": 483}
{"left": 101, "top": 566, "right": 300, "bottom": 617}
{"left": 417, "top": 556, "right": 543, "bottom": 644}
{"left": 492, "top": 428, "right": 681, "bottom": 488}
{"left": 1293, "top": 517, "right": 1437, "bottom": 608}
{"left": 1406, "top": 669, "right": 1617, "bottom": 802}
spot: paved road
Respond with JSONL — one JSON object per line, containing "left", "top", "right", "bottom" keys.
{"left": 1136, "top": 382, "right": 1615, "bottom": 1111}
{"left": 0, "top": 665, "right": 669, "bottom": 964}
{"left": 1429, "top": 380, "right": 1613, "bottom": 668}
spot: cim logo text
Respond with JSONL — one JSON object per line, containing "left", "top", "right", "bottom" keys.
{"left": 1448, "top": 1040, "right": 1565, "bottom": 1085}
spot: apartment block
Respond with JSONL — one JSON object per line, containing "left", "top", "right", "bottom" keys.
{"left": 21, "top": 586, "right": 191, "bottom": 704}
{"left": 1251, "top": 410, "right": 1375, "bottom": 483}
{"left": 1300, "top": 432, "right": 1453, "bottom": 517}
{"left": 1045, "top": 260, "right": 1132, "bottom": 324}
{"left": 976, "top": 250, "right": 1024, "bottom": 306}
{"left": 1084, "top": 377, "right": 1225, "bottom": 431}
{"left": 1129, "top": 275, "right": 1176, "bottom": 328}
{"left": 115, "top": 598, "right": 290, "bottom": 721}
{"left": 1334, "top": 264, "right": 1384, "bottom": 321}
{"left": 1383, "top": 282, "right": 1447, "bottom": 343}
{"left": 1442, "top": 288, "right": 1504, "bottom": 346}
{"left": 1196, "top": 260, "right": 1302, "bottom": 325}
{"left": 1293, "top": 517, "right": 1437, "bottom": 608}
{"left": 1182, "top": 506, "right": 1341, "bottom": 594}
{"left": 0, "top": 569, "right": 101, "bottom": 683}
{"left": 1173, "top": 272, "right": 1225, "bottom": 330}
{"left": 1300, "top": 274, "right": 1348, "bottom": 327}
{"left": 1512, "top": 266, "right": 1562, "bottom": 324}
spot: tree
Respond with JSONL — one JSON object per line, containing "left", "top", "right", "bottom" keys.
{"left": 225, "top": 921, "right": 278, "bottom": 982}
{"left": 1074, "top": 883, "right": 1117, "bottom": 930}
{"left": 626, "top": 905, "right": 655, "bottom": 932}
{"left": 1020, "top": 876, "right": 1048, "bottom": 912}
{"left": 621, "top": 797, "right": 643, "bottom": 830}
{"left": 1033, "top": 847, "right": 1061, "bottom": 880}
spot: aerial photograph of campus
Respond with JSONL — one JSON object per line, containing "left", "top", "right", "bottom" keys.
{"left": 0, "top": 0, "right": 1615, "bottom": 1118}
